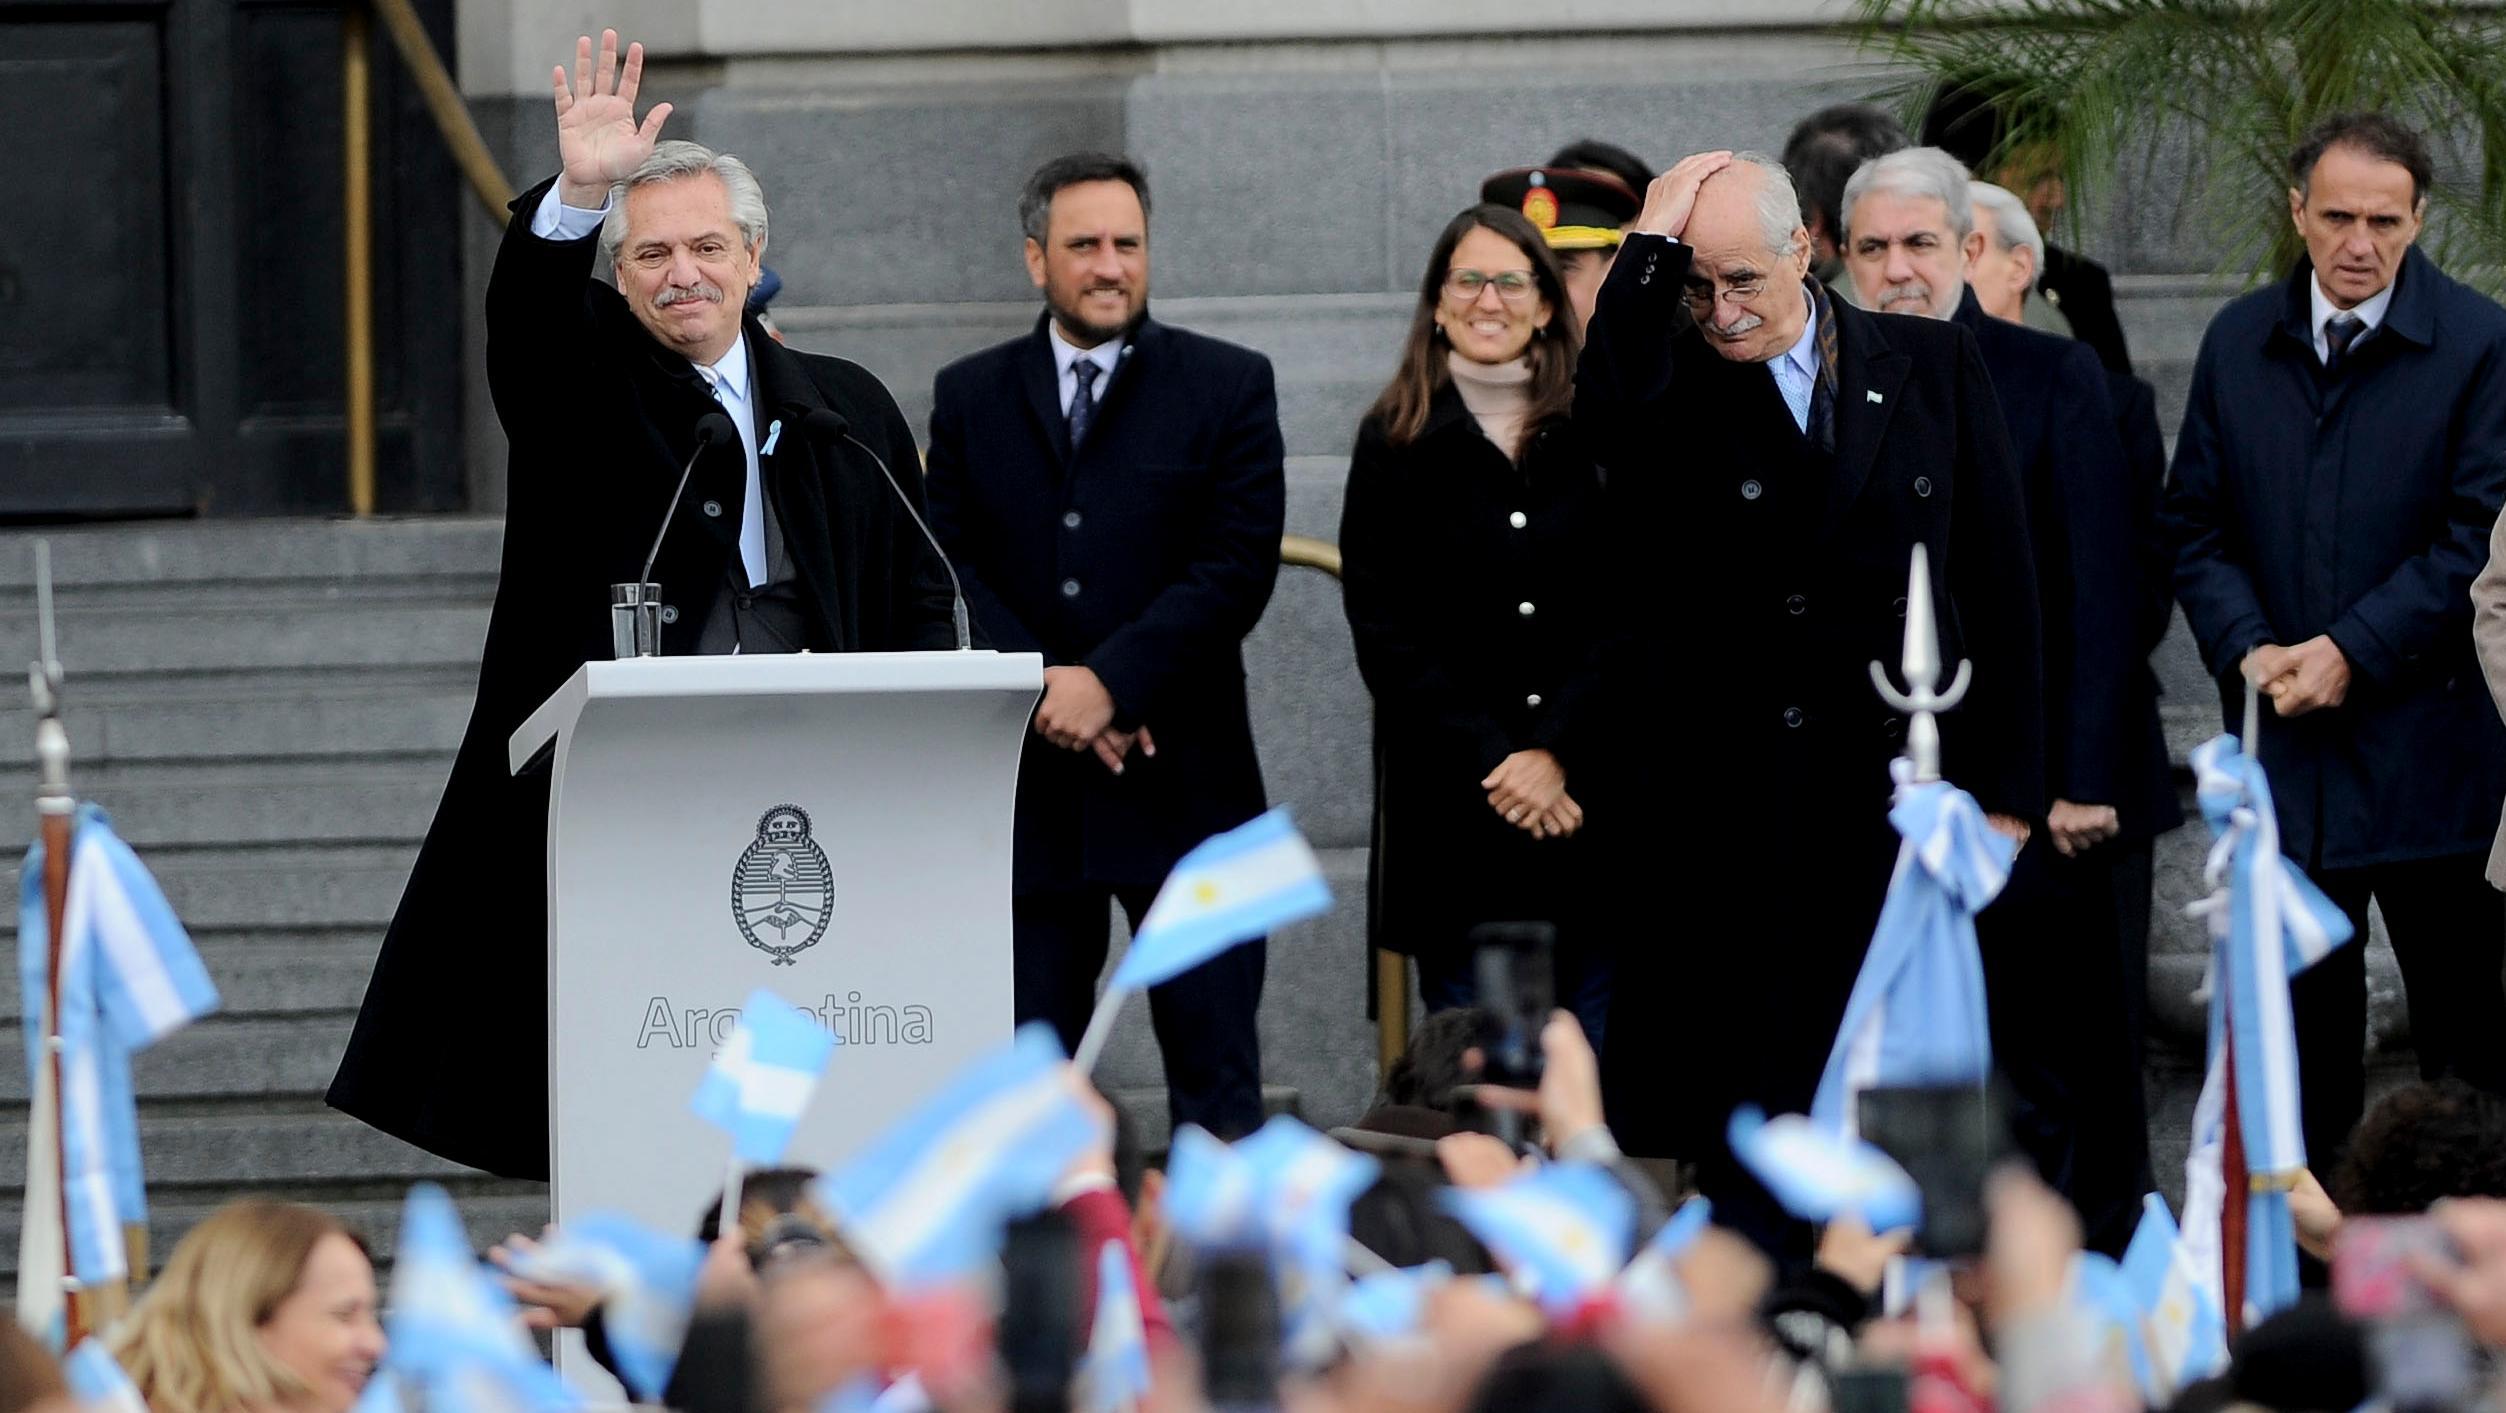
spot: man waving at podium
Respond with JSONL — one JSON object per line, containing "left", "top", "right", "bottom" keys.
{"left": 329, "top": 31, "right": 956, "bottom": 1180}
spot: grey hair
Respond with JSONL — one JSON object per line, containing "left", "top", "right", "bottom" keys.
{"left": 1726, "top": 151, "right": 1807, "bottom": 258}
{"left": 1841, "top": 145, "right": 1975, "bottom": 242}
{"left": 1969, "top": 181, "right": 2044, "bottom": 269}
{"left": 599, "top": 140, "right": 770, "bottom": 265}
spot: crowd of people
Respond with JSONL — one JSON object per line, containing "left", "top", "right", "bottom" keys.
{"left": 37, "top": 17, "right": 2506, "bottom": 1413}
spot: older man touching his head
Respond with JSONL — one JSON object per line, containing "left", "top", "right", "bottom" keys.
{"left": 1578, "top": 150, "right": 2043, "bottom": 1252}
{"left": 1842, "top": 146, "right": 2149, "bottom": 1254}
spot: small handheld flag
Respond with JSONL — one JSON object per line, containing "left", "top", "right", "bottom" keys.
{"left": 1440, "top": 1163, "right": 1635, "bottom": 1315}
{"left": 2121, "top": 1193, "right": 2228, "bottom": 1399}
{"left": 1616, "top": 1196, "right": 1713, "bottom": 1323}
{"left": 1159, "top": 1124, "right": 1263, "bottom": 1251}
{"left": 383, "top": 1184, "right": 579, "bottom": 1411}
{"left": 1074, "top": 810, "right": 1331, "bottom": 1070}
{"left": 1081, "top": 1240, "right": 1151, "bottom": 1413}
{"left": 498, "top": 1213, "right": 704, "bottom": 1402}
{"left": 1728, "top": 1107, "right": 1921, "bottom": 1233}
{"left": 815, "top": 1023, "right": 1104, "bottom": 1288}
{"left": 689, "top": 988, "right": 838, "bottom": 1165}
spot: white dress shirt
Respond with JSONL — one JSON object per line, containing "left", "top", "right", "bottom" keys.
{"left": 2310, "top": 268, "right": 2398, "bottom": 364}
{"left": 1047, "top": 321, "right": 1125, "bottom": 418}
{"left": 1768, "top": 291, "right": 1822, "bottom": 435}
{"left": 531, "top": 186, "right": 768, "bottom": 588}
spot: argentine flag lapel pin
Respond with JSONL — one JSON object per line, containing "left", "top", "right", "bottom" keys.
{"left": 1867, "top": 390, "right": 1885, "bottom": 404}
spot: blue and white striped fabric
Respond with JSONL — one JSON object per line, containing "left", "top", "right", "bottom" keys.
{"left": 1728, "top": 1106, "right": 1922, "bottom": 1233}
{"left": 1615, "top": 1196, "right": 1714, "bottom": 1323}
{"left": 815, "top": 1023, "right": 1104, "bottom": 1288}
{"left": 689, "top": 988, "right": 838, "bottom": 1164}
{"left": 1440, "top": 1163, "right": 1635, "bottom": 1315}
{"left": 2121, "top": 1193, "right": 2228, "bottom": 1399}
{"left": 1232, "top": 1116, "right": 1380, "bottom": 1263}
{"left": 18, "top": 806, "right": 220, "bottom": 1287}
{"left": 1110, "top": 810, "right": 1332, "bottom": 990}
{"left": 2187, "top": 735, "right": 2353, "bottom": 1320}
{"left": 1335, "top": 1260, "right": 1451, "bottom": 1346}
{"left": 61, "top": 1339, "right": 146, "bottom": 1413}
{"left": 383, "top": 1184, "right": 579, "bottom": 1412}
{"left": 1812, "top": 765, "right": 2012, "bottom": 1133}
{"left": 1082, "top": 1240, "right": 1152, "bottom": 1413}
{"left": 2068, "top": 1250, "right": 2153, "bottom": 1401}
{"left": 497, "top": 1212, "right": 704, "bottom": 1402}
{"left": 1158, "top": 1124, "right": 1263, "bottom": 1250}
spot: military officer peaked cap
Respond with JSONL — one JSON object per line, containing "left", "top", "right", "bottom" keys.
{"left": 1479, "top": 166, "right": 1641, "bottom": 251}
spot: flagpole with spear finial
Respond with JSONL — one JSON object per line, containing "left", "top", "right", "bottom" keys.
{"left": 1868, "top": 543, "right": 1971, "bottom": 784}
{"left": 2216, "top": 664, "right": 2266, "bottom": 1341}
{"left": 26, "top": 541, "right": 84, "bottom": 1345}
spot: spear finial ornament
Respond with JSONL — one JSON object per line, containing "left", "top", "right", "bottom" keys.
{"left": 1868, "top": 543, "right": 1972, "bottom": 784}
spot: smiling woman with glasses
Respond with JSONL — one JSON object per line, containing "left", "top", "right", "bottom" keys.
{"left": 1338, "top": 203, "right": 1625, "bottom": 1048}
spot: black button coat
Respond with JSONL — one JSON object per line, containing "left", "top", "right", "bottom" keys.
{"left": 924, "top": 315, "right": 1287, "bottom": 892}
{"left": 326, "top": 176, "right": 958, "bottom": 1180}
{"left": 1338, "top": 383, "right": 1621, "bottom": 960}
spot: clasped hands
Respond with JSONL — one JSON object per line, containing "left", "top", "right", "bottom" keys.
{"left": 1034, "top": 665, "right": 1154, "bottom": 774}
{"left": 2246, "top": 636, "right": 2352, "bottom": 718}
{"left": 1484, "top": 749, "right": 1581, "bottom": 840}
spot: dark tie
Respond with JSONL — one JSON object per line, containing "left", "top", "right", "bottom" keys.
{"left": 1806, "top": 368, "right": 1836, "bottom": 455}
{"left": 2325, "top": 312, "right": 2365, "bottom": 370}
{"left": 1067, "top": 359, "right": 1102, "bottom": 449}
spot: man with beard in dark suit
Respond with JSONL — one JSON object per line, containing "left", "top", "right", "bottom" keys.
{"left": 328, "top": 30, "right": 956, "bottom": 1180}
{"left": 1842, "top": 145, "right": 2151, "bottom": 1254}
{"left": 923, "top": 153, "right": 1286, "bottom": 1140}
{"left": 1578, "top": 149, "right": 2042, "bottom": 1253}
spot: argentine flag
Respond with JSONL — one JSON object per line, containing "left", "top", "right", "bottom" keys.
{"left": 1159, "top": 1124, "right": 1263, "bottom": 1250}
{"left": 1728, "top": 1107, "right": 1921, "bottom": 1233}
{"left": 62, "top": 1340, "right": 147, "bottom": 1413}
{"left": 689, "top": 988, "right": 838, "bottom": 1164}
{"left": 815, "top": 1023, "right": 1104, "bottom": 1288}
{"left": 1081, "top": 1240, "right": 1152, "bottom": 1413}
{"left": 18, "top": 804, "right": 219, "bottom": 1315}
{"left": 1440, "top": 1162, "right": 1635, "bottom": 1314}
{"left": 1616, "top": 1195, "right": 1713, "bottom": 1323}
{"left": 1111, "top": 810, "right": 1331, "bottom": 990}
{"left": 383, "top": 1184, "right": 580, "bottom": 1412}
{"left": 496, "top": 1213, "right": 703, "bottom": 1402}
{"left": 2121, "top": 1194, "right": 2228, "bottom": 1400}
{"left": 1336, "top": 1260, "right": 1451, "bottom": 1347}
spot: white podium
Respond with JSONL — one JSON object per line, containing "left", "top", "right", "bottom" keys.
{"left": 510, "top": 651, "right": 1041, "bottom": 1248}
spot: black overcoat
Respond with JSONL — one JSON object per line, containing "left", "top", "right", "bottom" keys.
{"left": 2108, "top": 371, "right": 2187, "bottom": 840}
{"left": 923, "top": 315, "right": 1286, "bottom": 892}
{"left": 1575, "top": 233, "right": 2044, "bottom": 1156}
{"left": 2163, "top": 249, "right": 2506, "bottom": 870}
{"left": 1338, "top": 384, "right": 1620, "bottom": 959}
{"left": 327, "top": 177, "right": 957, "bottom": 1180}
{"left": 2041, "top": 245, "right": 2133, "bottom": 377}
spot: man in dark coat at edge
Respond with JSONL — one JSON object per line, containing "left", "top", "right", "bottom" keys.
{"left": 328, "top": 32, "right": 956, "bottom": 1180}
{"left": 1840, "top": 145, "right": 2150, "bottom": 1253}
{"left": 923, "top": 153, "right": 1286, "bottom": 1141}
{"left": 2163, "top": 111, "right": 2506, "bottom": 1176}
{"left": 1576, "top": 149, "right": 2044, "bottom": 1254}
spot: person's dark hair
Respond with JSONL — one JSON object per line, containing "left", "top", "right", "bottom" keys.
{"left": 1463, "top": 1341, "right": 1649, "bottom": 1413}
{"left": 1546, "top": 139, "right": 1653, "bottom": 198}
{"left": 1782, "top": 102, "right": 1910, "bottom": 241}
{"left": 696, "top": 1165, "right": 857, "bottom": 1272}
{"left": 1382, "top": 1005, "right": 1502, "bottom": 1111}
{"left": 2290, "top": 111, "right": 2434, "bottom": 207}
{"left": 1369, "top": 206, "right": 1579, "bottom": 449}
{"left": 2328, "top": 1078, "right": 2506, "bottom": 1216}
{"left": 1919, "top": 77, "right": 2058, "bottom": 177}
{"left": 1019, "top": 152, "right": 1152, "bottom": 244}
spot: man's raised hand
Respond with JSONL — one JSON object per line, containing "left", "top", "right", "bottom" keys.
{"left": 1632, "top": 150, "right": 1734, "bottom": 241}
{"left": 553, "top": 30, "right": 673, "bottom": 208}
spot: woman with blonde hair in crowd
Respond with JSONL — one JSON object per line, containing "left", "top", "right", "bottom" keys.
{"left": 109, "top": 1199, "right": 384, "bottom": 1413}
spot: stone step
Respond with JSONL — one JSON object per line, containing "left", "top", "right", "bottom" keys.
{"left": 0, "top": 931, "right": 382, "bottom": 1023}
{"left": 0, "top": 844, "right": 417, "bottom": 936}
{"left": 0, "top": 1017, "right": 353, "bottom": 1105}
{"left": 0, "top": 518, "right": 505, "bottom": 592}
{"left": 0, "top": 1186, "right": 550, "bottom": 1285}
{"left": 0, "top": 1108, "right": 485, "bottom": 1192}
{"left": 0, "top": 758, "right": 449, "bottom": 854}
{"left": 0, "top": 594, "right": 492, "bottom": 678}
{"left": 0, "top": 665, "right": 479, "bottom": 767}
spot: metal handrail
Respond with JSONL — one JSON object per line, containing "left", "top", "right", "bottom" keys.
{"left": 1276, "top": 535, "right": 1409, "bottom": 1081}
{"left": 342, "top": 0, "right": 522, "bottom": 516}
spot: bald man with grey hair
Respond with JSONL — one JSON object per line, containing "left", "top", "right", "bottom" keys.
{"left": 1578, "top": 149, "right": 2045, "bottom": 1259}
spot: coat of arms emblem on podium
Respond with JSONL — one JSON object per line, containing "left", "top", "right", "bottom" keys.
{"left": 731, "top": 804, "right": 835, "bottom": 965}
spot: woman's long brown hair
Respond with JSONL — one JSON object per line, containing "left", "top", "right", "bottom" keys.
{"left": 1366, "top": 203, "right": 1582, "bottom": 449}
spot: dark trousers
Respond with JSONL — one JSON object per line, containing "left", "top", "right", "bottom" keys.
{"left": 1415, "top": 943, "right": 1614, "bottom": 1058}
{"left": 1978, "top": 839, "right": 2153, "bottom": 1258}
{"left": 1014, "top": 885, "right": 1267, "bottom": 1141}
{"left": 2297, "top": 852, "right": 2506, "bottom": 1175}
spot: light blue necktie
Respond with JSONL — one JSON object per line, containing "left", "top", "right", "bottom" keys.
{"left": 1771, "top": 354, "right": 1812, "bottom": 436}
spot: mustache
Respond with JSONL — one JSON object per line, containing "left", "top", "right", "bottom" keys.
{"left": 1877, "top": 280, "right": 1933, "bottom": 308}
{"left": 653, "top": 281, "right": 725, "bottom": 309}
{"left": 1710, "top": 312, "right": 1765, "bottom": 339}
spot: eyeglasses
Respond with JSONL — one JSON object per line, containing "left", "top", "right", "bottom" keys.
{"left": 1443, "top": 269, "right": 1540, "bottom": 305}
{"left": 1682, "top": 274, "right": 1771, "bottom": 310}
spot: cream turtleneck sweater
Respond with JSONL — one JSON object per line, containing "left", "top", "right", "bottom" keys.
{"left": 1447, "top": 351, "right": 1534, "bottom": 463}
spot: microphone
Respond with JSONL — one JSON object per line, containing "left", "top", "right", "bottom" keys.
{"left": 797, "top": 408, "right": 972, "bottom": 652}
{"left": 642, "top": 410, "right": 739, "bottom": 592}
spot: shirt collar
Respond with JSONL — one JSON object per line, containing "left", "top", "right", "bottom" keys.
{"left": 2310, "top": 268, "right": 2398, "bottom": 342}
{"left": 1048, "top": 320, "right": 1125, "bottom": 378}
{"left": 1777, "top": 289, "right": 1820, "bottom": 380}
{"left": 698, "top": 332, "right": 753, "bottom": 404}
